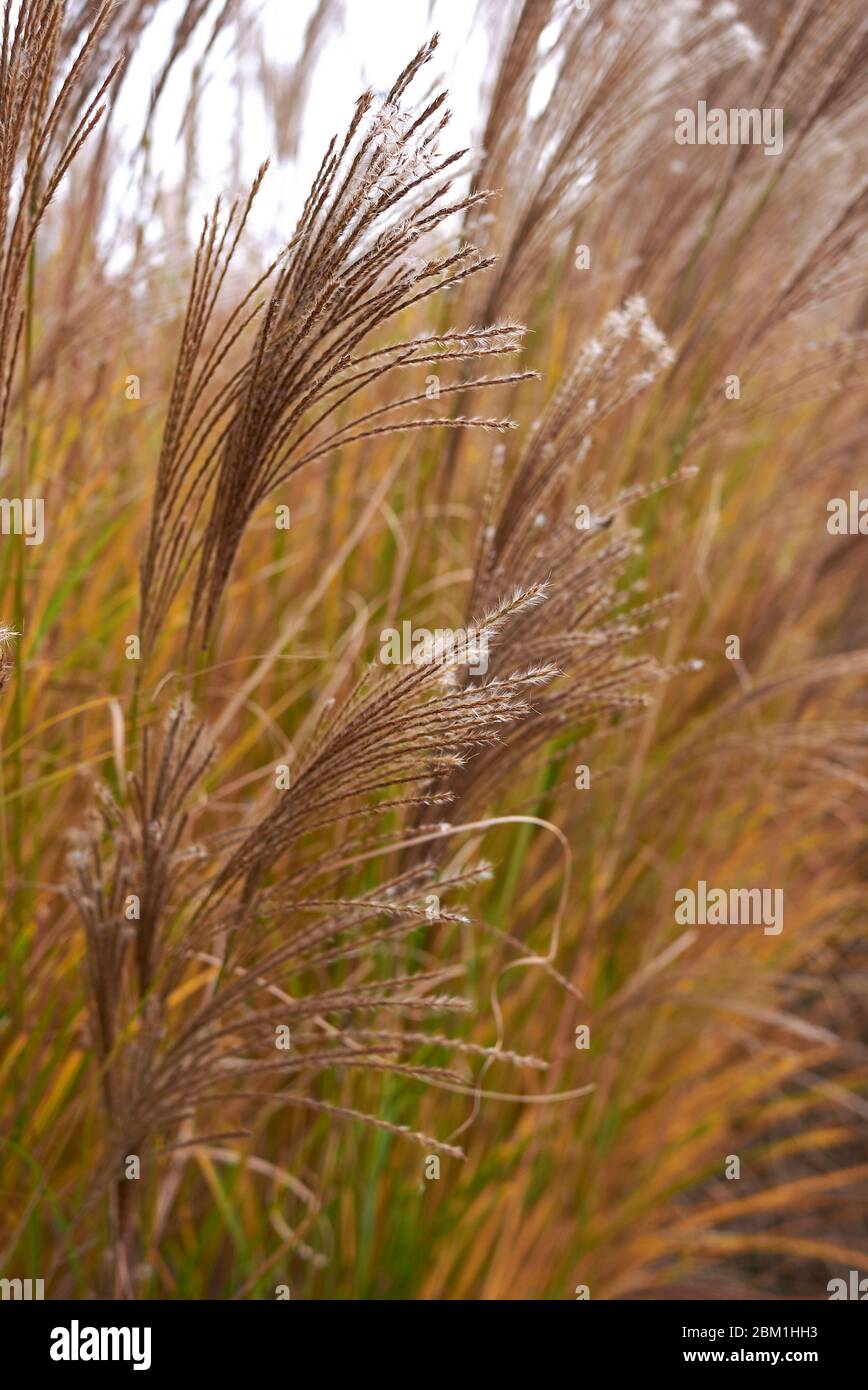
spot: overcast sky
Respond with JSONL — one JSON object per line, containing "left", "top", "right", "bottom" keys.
{"left": 110, "top": 0, "right": 499, "bottom": 252}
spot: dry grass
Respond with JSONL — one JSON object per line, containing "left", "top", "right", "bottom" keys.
{"left": 0, "top": 0, "right": 867, "bottom": 1300}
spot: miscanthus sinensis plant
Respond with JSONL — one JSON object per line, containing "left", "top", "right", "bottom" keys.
{"left": 42, "top": 21, "right": 678, "bottom": 1295}
{"left": 4, "top": 0, "right": 868, "bottom": 1303}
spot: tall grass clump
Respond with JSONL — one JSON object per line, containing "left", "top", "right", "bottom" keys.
{"left": 1, "top": 0, "right": 867, "bottom": 1301}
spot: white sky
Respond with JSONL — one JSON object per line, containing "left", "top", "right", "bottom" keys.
{"left": 108, "top": 0, "right": 496, "bottom": 254}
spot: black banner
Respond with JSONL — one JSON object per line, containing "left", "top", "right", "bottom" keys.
{"left": 3, "top": 1298, "right": 864, "bottom": 1375}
